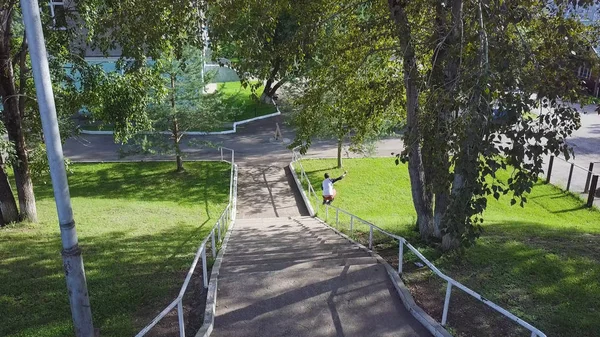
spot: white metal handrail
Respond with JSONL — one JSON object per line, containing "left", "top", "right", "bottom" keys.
{"left": 136, "top": 147, "right": 238, "bottom": 337}
{"left": 291, "top": 148, "right": 547, "bottom": 337}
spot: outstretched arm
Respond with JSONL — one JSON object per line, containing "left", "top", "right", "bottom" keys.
{"left": 331, "top": 171, "right": 347, "bottom": 183}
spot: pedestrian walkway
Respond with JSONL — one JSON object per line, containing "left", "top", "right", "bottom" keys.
{"left": 211, "top": 217, "right": 430, "bottom": 337}
{"left": 236, "top": 165, "right": 309, "bottom": 218}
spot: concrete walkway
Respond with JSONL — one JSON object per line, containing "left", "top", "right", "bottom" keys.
{"left": 236, "top": 165, "right": 308, "bottom": 218}
{"left": 212, "top": 217, "right": 431, "bottom": 337}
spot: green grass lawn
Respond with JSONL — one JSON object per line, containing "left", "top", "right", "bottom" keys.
{"left": 218, "top": 81, "right": 277, "bottom": 122}
{"left": 0, "top": 161, "right": 230, "bottom": 337}
{"left": 298, "top": 158, "right": 600, "bottom": 337}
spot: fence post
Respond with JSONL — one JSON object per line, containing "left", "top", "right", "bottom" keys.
{"left": 567, "top": 163, "right": 575, "bottom": 191}
{"left": 335, "top": 208, "right": 339, "bottom": 226}
{"left": 584, "top": 162, "right": 595, "bottom": 193}
{"left": 202, "top": 248, "right": 208, "bottom": 288}
{"left": 369, "top": 225, "right": 373, "bottom": 250}
{"left": 326, "top": 204, "right": 329, "bottom": 220}
{"left": 217, "top": 220, "right": 221, "bottom": 243}
{"left": 587, "top": 175, "right": 598, "bottom": 208}
{"left": 177, "top": 301, "right": 185, "bottom": 337}
{"left": 211, "top": 230, "right": 217, "bottom": 258}
{"left": 350, "top": 216, "right": 354, "bottom": 235}
{"left": 398, "top": 239, "right": 403, "bottom": 274}
{"left": 441, "top": 281, "right": 453, "bottom": 325}
{"left": 545, "top": 155, "right": 554, "bottom": 184}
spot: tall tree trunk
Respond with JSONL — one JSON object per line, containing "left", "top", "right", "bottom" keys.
{"left": 0, "top": 155, "right": 19, "bottom": 224}
{"left": 170, "top": 75, "right": 184, "bottom": 172}
{"left": 388, "top": 0, "right": 434, "bottom": 240}
{"left": 173, "top": 118, "right": 184, "bottom": 173}
{"left": 337, "top": 138, "right": 343, "bottom": 168}
{"left": 260, "top": 58, "right": 283, "bottom": 104}
{"left": 0, "top": 8, "right": 37, "bottom": 223}
{"left": 429, "top": 0, "right": 463, "bottom": 240}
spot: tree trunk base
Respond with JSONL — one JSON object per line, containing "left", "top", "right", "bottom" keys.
{"left": 260, "top": 92, "right": 274, "bottom": 105}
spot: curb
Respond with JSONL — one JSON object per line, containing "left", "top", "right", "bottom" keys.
{"left": 288, "top": 162, "right": 315, "bottom": 216}
{"left": 194, "top": 211, "right": 238, "bottom": 337}
{"left": 80, "top": 108, "right": 281, "bottom": 136}
{"left": 289, "top": 159, "right": 452, "bottom": 337}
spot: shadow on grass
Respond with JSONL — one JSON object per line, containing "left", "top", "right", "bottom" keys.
{"left": 34, "top": 162, "right": 231, "bottom": 206}
{"left": 0, "top": 224, "right": 213, "bottom": 337}
{"left": 407, "top": 220, "right": 600, "bottom": 337}
{"left": 1, "top": 161, "right": 231, "bottom": 337}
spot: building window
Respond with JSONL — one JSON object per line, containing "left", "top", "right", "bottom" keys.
{"left": 48, "top": 1, "right": 67, "bottom": 29}
{"left": 578, "top": 66, "right": 592, "bottom": 79}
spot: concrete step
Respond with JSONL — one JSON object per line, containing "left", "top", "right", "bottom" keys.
{"left": 221, "top": 248, "right": 369, "bottom": 265}
{"left": 219, "top": 256, "right": 378, "bottom": 275}
{"left": 213, "top": 262, "right": 430, "bottom": 337}
{"left": 224, "top": 243, "right": 363, "bottom": 256}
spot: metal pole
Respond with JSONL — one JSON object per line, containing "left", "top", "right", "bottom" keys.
{"left": 441, "top": 281, "right": 452, "bottom": 325}
{"left": 220, "top": 147, "right": 223, "bottom": 161}
{"left": 545, "top": 155, "right": 554, "bottom": 184}
{"left": 566, "top": 163, "right": 574, "bottom": 191}
{"left": 335, "top": 208, "right": 339, "bottom": 226}
{"left": 211, "top": 230, "right": 216, "bottom": 258}
{"left": 350, "top": 216, "right": 354, "bottom": 235}
{"left": 177, "top": 301, "right": 185, "bottom": 337}
{"left": 584, "top": 163, "right": 594, "bottom": 193}
{"left": 218, "top": 220, "right": 222, "bottom": 242}
{"left": 202, "top": 248, "right": 208, "bottom": 288}
{"left": 369, "top": 225, "right": 373, "bottom": 250}
{"left": 398, "top": 239, "right": 403, "bottom": 274}
{"left": 20, "top": 1, "right": 95, "bottom": 336}
{"left": 587, "top": 175, "right": 598, "bottom": 208}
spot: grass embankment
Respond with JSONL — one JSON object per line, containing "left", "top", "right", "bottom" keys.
{"left": 82, "top": 81, "right": 276, "bottom": 132}
{"left": 0, "top": 162, "right": 230, "bottom": 337}
{"left": 218, "top": 81, "right": 277, "bottom": 122}
{"left": 298, "top": 158, "right": 600, "bottom": 337}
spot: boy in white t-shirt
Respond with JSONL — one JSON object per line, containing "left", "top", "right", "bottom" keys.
{"left": 322, "top": 171, "right": 347, "bottom": 205}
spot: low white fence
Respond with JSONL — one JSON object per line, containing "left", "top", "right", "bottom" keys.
{"left": 291, "top": 148, "right": 547, "bottom": 337}
{"left": 135, "top": 147, "right": 238, "bottom": 337}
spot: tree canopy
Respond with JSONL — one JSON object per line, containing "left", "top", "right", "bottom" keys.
{"left": 287, "top": 0, "right": 599, "bottom": 250}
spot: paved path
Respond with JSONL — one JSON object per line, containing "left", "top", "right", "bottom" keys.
{"left": 213, "top": 217, "right": 431, "bottom": 337}
{"left": 236, "top": 165, "right": 308, "bottom": 218}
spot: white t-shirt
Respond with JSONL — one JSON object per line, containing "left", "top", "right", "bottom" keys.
{"left": 322, "top": 178, "right": 334, "bottom": 196}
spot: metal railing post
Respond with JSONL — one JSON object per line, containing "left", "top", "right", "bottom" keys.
{"left": 220, "top": 147, "right": 223, "bottom": 161}
{"left": 545, "top": 155, "right": 554, "bottom": 183}
{"left": 586, "top": 175, "right": 598, "bottom": 208}
{"left": 177, "top": 301, "right": 185, "bottom": 337}
{"left": 350, "top": 216, "right": 354, "bottom": 235}
{"left": 567, "top": 163, "right": 575, "bottom": 191}
{"left": 441, "top": 281, "right": 452, "bottom": 325}
{"left": 211, "top": 230, "right": 217, "bottom": 258}
{"left": 202, "top": 248, "right": 208, "bottom": 288}
{"left": 584, "top": 162, "right": 594, "bottom": 193}
{"left": 335, "top": 208, "right": 339, "bottom": 226}
{"left": 398, "top": 239, "right": 404, "bottom": 274}
{"left": 325, "top": 204, "right": 329, "bottom": 220}
{"left": 217, "top": 220, "right": 221, "bottom": 243}
{"left": 369, "top": 225, "right": 373, "bottom": 250}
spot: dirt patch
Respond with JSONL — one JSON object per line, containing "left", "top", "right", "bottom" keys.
{"left": 134, "top": 262, "right": 212, "bottom": 337}
{"left": 377, "top": 246, "right": 530, "bottom": 337}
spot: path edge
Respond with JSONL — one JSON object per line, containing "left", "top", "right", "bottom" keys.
{"left": 289, "top": 159, "right": 452, "bottom": 337}
{"left": 289, "top": 162, "right": 315, "bottom": 216}
{"left": 195, "top": 215, "right": 238, "bottom": 337}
